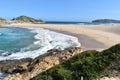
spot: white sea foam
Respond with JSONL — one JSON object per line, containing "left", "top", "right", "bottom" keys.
{"left": 0, "top": 27, "right": 81, "bottom": 61}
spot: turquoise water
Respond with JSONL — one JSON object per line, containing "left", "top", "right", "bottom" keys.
{"left": 0, "top": 27, "right": 36, "bottom": 52}
{"left": 0, "top": 27, "right": 80, "bottom": 61}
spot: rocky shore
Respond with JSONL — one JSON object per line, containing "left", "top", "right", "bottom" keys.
{"left": 1, "top": 47, "right": 81, "bottom": 80}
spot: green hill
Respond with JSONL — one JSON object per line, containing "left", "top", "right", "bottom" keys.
{"left": 31, "top": 44, "right": 120, "bottom": 80}
{"left": 12, "top": 16, "right": 44, "bottom": 24}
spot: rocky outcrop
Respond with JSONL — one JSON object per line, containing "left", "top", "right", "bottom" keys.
{"left": 2, "top": 47, "right": 81, "bottom": 80}
{"left": 0, "top": 58, "right": 32, "bottom": 74}
{"left": 2, "top": 73, "right": 23, "bottom": 80}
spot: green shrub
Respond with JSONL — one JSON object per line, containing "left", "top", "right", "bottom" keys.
{"left": 31, "top": 44, "right": 120, "bottom": 80}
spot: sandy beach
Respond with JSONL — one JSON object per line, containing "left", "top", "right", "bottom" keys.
{"left": 5, "top": 23, "right": 120, "bottom": 51}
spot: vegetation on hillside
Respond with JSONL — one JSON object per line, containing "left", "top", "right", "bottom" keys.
{"left": 12, "top": 16, "right": 44, "bottom": 24}
{"left": 31, "top": 44, "right": 120, "bottom": 80}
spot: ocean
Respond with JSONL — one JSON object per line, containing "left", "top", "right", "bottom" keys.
{"left": 46, "top": 21, "right": 91, "bottom": 25}
{"left": 0, "top": 27, "right": 36, "bottom": 52}
{"left": 46, "top": 21, "right": 119, "bottom": 26}
{"left": 0, "top": 27, "right": 80, "bottom": 61}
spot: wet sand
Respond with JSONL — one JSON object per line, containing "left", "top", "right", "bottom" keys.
{"left": 44, "top": 28, "right": 106, "bottom": 51}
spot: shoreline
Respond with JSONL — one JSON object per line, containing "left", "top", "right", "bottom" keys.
{"left": 4, "top": 23, "right": 120, "bottom": 51}
{"left": 3, "top": 25, "right": 106, "bottom": 51}
{"left": 0, "top": 27, "right": 80, "bottom": 61}
{"left": 20, "top": 26, "right": 105, "bottom": 51}
{"left": 42, "top": 28, "right": 106, "bottom": 51}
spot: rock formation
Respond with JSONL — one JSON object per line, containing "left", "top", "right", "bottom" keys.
{"left": 2, "top": 47, "right": 81, "bottom": 80}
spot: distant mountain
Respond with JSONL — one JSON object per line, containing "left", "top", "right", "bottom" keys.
{"left": 12, "top": 16, "right": 44, "bottom": 24}
{"left": 92, "top": 19, "right": 120, "bottom": 23}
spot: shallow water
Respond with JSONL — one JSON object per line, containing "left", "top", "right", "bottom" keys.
{"left": 0, "top": 27, "right": 35, "bottom": 52}
{"left": 0, "top": 27, "right": 81, "bottom": 61}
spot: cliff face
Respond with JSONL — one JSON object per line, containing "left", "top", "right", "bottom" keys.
{"left": 11, "top": 16, "right": 44, "bottom": 24}
{"left": 2, "top": 47, "right": 81, "bottom": 80}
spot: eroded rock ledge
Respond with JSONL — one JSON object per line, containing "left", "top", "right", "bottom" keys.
{"left": 2, "top": 47, "right": 81, "bottom": 80}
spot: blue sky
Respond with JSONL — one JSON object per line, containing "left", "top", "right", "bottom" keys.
{"left": 0, "top": 0, "right": 120, "bottom": 21}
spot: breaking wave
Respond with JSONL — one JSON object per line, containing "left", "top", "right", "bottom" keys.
{"left": 0, "top": 27, "right": 81, "bottom": 61}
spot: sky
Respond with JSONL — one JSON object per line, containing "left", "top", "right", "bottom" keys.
{"left": 0, "top": 0, "right": 120, "bottom": 22}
